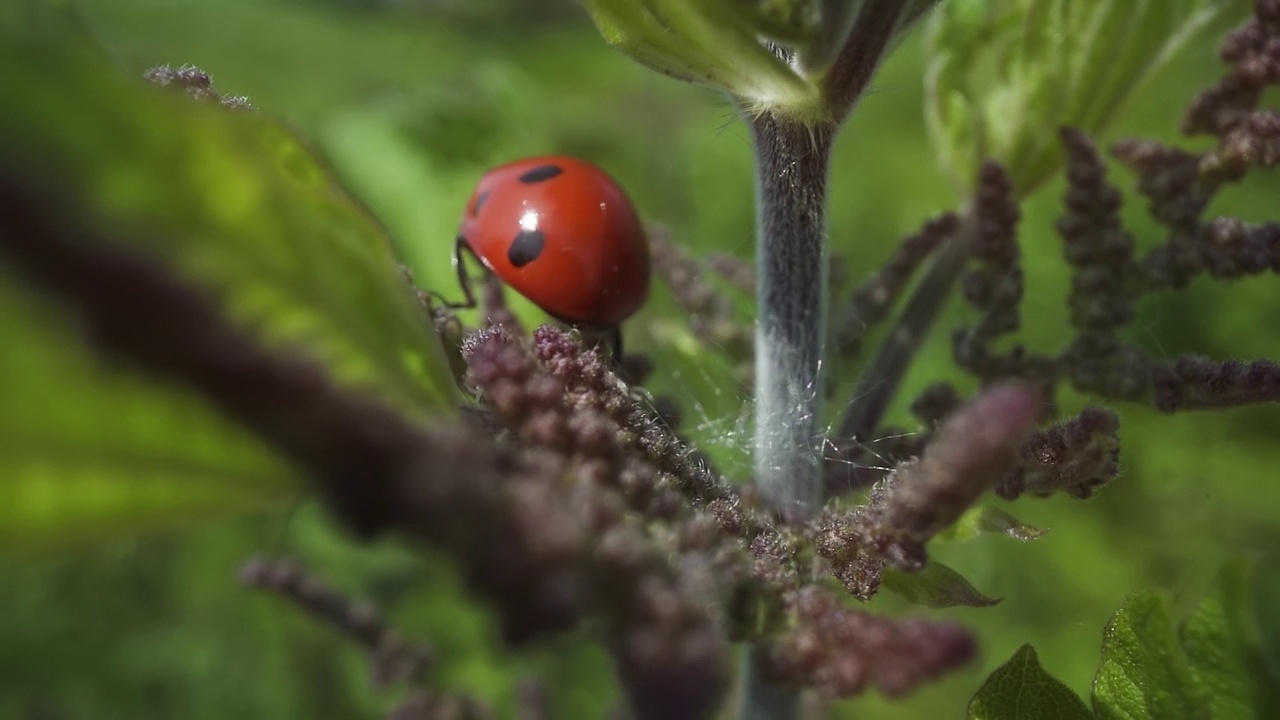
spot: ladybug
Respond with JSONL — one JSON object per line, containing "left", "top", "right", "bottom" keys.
{"left": 453, "top": 155, "right": 650, "bottom": 354}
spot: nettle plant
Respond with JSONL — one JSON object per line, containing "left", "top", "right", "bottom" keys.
{"left": 2, "top": 0, "right": 1280, "bottom": 719}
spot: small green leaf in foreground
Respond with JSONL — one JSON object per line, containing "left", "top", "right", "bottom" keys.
{"left": 882, "top": 561, "right": 1001, "bottom": 608}
{"left": 1092, "top": 562, "right": 1269, "bottom": 720}
{"left": 968, "top": 644, "right": 1093, "bottom": 720}
{"left": 937, "top": 506, "right": 1048, "bottom": 543}
{"left": 1092, "top": 592, "right": 1211, "bottom": 719}
{"left": 1179, "top": 562, "right": 1258, "bottom": 720}
{"left": 971, "top": 564, "right": 1272, "bottom": 720}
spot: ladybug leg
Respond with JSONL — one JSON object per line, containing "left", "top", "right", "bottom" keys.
{"left": 452, "top": 236, "right": 479, "bottom": 309}
{"left": 570, "top": 324, "right": 623, "bottom": 361}
{"left": 609, "top": 326, "right": 624, "bottom": 361}
{"left": 605, "top": 327, "right": 654, "bottom": 385}
{"left": 430, "top": 236, "right": 480, "bottom": 310}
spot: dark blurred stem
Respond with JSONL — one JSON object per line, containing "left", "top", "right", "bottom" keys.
{"left": 831, "top": 209, "right": 978, "bottom": 459}
{"left": 741, "top": 112, "right": 835, "bottom": 720}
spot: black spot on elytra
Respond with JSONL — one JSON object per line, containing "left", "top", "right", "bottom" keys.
{"left": 508, "top": 229, "right": 545, "bottom": 267}
{"left": 518, "top": 165, "right": 563, "bottom": 184}
{"left": 471, "top": 190, "right": 489, "bottom": 216}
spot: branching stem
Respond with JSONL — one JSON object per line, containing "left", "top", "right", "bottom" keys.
{"left": 831, "top": 209, "right": 977, "bottom": 456}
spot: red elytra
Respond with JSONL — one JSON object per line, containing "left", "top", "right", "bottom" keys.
{"left": 455, "top": 155, "right": 651, "bottom": 328}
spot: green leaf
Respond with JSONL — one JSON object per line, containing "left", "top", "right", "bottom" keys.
{"left": 1091, "top": 592, "right": 1211, "bottom": 720}
{"left": 1081, "top": 564, "right": 1276, "bottom": 720}
{"left": 0, "top": 276, "right": 299, "bottom": 553}
{"left": 882, "top": 561, "right": 1001, "bottom": 608}
{"left": 578, "top": 0, "right": 944, "bottom": 118}
{"left": 937, "top": 506, "right": 1048, "bottom": 543}
{"left": 318, "top": 93, "right": 545, "bottom": 326}
{"left": 0, "top": 31, "right": 457, "bottom": 418}
{"left": 968, "top": 644, "right": 1093, "bottom": 720}
{"left": 1247, "top": 556, "right": 1280, "bottom": 715}
{"left": 754, "top": 0, "right": 820, "bottom": 46}
{"left": 924, "top": 0, "right": 1250, "bottom": 197}
{"left": 577, "top": 0, "right": 816, "bottom": 107}
{"left": 1179, "top": 562, "right": 1266, "bottom": 720}
{"left": 0, "top": 18, "right": 457, "bottom": 550}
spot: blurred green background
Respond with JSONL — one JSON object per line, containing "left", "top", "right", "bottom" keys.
{"left": 2, "top": 0, "right": 1279, "bottom": 718}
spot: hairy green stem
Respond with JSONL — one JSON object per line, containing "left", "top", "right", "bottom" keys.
{"left": 750, "top": 113, "right": 835, "bottom": 514}
{"left": 740, "top": 112, "right": 836, "bottom": 720}
{"left": 737, "top": 5, "right": 941, "bottom": 717}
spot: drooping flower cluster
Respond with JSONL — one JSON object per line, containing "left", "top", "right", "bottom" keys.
{"left": 457, "top": 318, "right": 999, "bottom": 707}
{"left": 761, "top": 586, "right": 975, "bottom": 699}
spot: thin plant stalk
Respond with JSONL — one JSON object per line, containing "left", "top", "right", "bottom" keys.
{"left": 832, "top": 209, "right": 978, "bottom": 451}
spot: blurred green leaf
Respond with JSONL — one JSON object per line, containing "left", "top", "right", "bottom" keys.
{"left": 1247, "top": 555, "right": 1280, "bottom": 715}
{"left": 0, "top": 19, "right": 457, "bottom": 549}
{"left": 0, "top": 31, "right": 456, "bottom": 415}
{"left": 317, "top": 73, "right": 549, "bottom": 316}
{"left": 0, "top": 276, "right": 300, "bottom": 552}
{"left": 967, "top": 644, "right": 1093, "bottom": 720}
{"left": 754, "top": 0, "right": 818, "bottom": 46}
{"left": 924, "top": 0, "right": 1249, "bottom": 196}
{"left": 883, "top": 560, "right": 1001, "bottom": 608}
{"left": 937, "top": 505, "right": 1048, "bottom": 543}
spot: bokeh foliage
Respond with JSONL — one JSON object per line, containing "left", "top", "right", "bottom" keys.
{"left": 1, "top": 0, "right": 1279, "bottom": 718}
